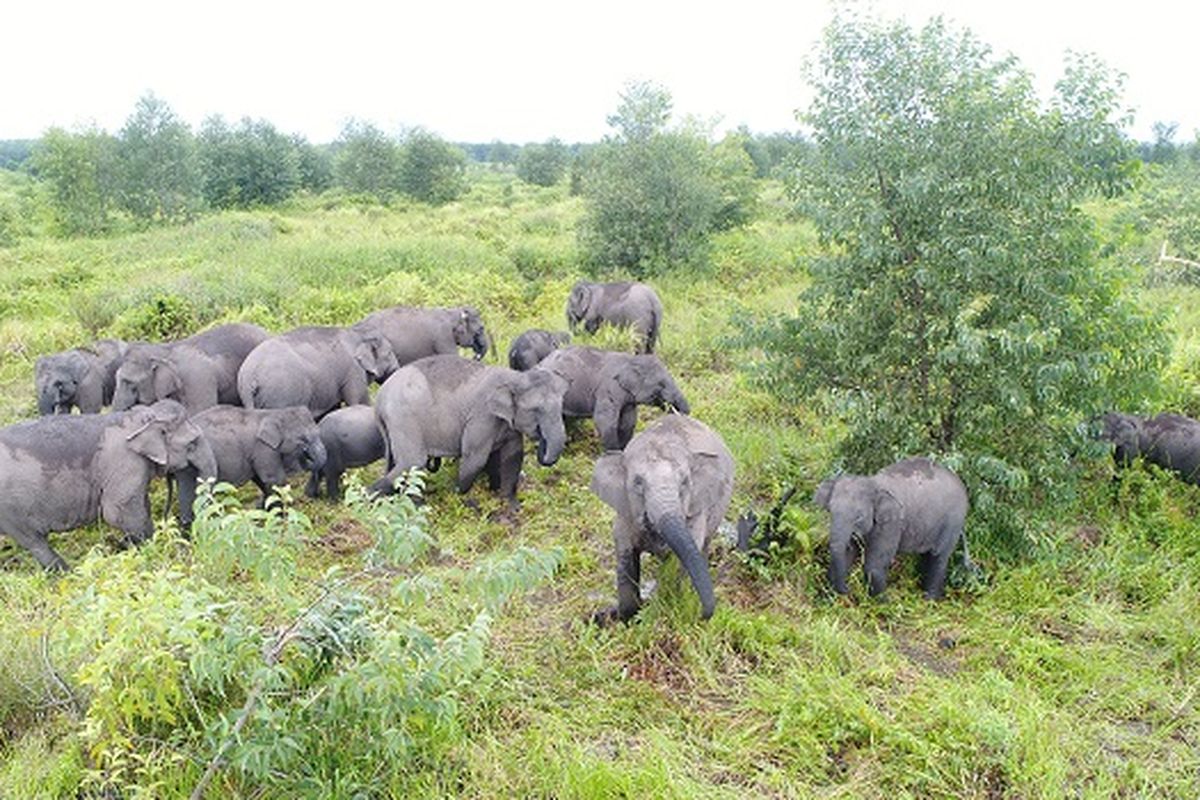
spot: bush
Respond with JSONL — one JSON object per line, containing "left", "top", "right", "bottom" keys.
{"left": 398, "top": 129, "right": 468, "bottom": 205}
{"left": 516, "top": 139, "right": 569, "bottom": 187}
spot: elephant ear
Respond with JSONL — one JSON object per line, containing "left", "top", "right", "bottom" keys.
{"left": 485, "top": 374, "right": 517, "bottom": 425}
{"left": 64, "top": 350, "right": 92, "bottom": 380}
{"left": 591, "top": 452, "right": 632, "bottom": 520}
{"left": 872, "top": 484, "right": 903, "bottom": 537}
{"left": 125, "top": 415, "right": 169, "bottom": 466}
{"left": 352, "top": 336, "right": 381, "bottom": 376}
{"left": 685, "top": 451, "right": 733, "bottom": 522}
{"left": 150, "top": 358, "right": 182, "bottom": 401}
{"left": 256, "top": 413, "right": 285, "bottom": 449}
{"left": 813, "top": 478, "right": 838, "bottom": 510}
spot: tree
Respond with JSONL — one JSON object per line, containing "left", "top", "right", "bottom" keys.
{"left": 516, "top": 138, "right": 569, "bottom": 186}
{"left": 398, "top": 129, "right": 468, "bottom": 204}
{"left": 117, "top": 93, "right": 202, "bottom": 222}
{"left": 749, "top": 12, "right": 1165, "bottom": 545}
{"left": 31, "top": 126, "right": 120, "bottom": 235}
{"left": 292, "top": 135, "right": 333, "bottom": 193}
{"left": 333, "top": 120, "right": 401, "bottom": 200}
{"left": 579, "top": 82, "right": 756, "bottom": 276}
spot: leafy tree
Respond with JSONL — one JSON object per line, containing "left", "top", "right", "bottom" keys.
{"left": 197, "top": 115, "right": 239, "bottom": 208}
{"left": 292, "top": 135, "right": 333, "bottom": 193}
{"left": 398, "top": 129, "right": 468, "bottom": 204}
{"left": 333, "top": 120, "right": 401, "bottom": 200}
{"left": 116, "top": 93, "right": 203, "bottom": 222}
{"left": 486, "top": 140, "right": 520, "bottom": 165}
{"left": 31, "top": 126, "right": 119, "bottom": 235}
{"left": 579, "top": 82, "right": 756, "bottom": 276}
{"left": 516, "top": 138, "right": 569, "bottom": 186}
{"left": 748, "top": 12, "right": 1165, "bottom": 546}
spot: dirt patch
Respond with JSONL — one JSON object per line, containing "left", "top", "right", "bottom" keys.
{"left": 624, "top": 633, "right": 693, "bottom": 694}
{"left": 1074, "top": 525, "right": 1104, "bottom": 547}
{"left": 312, "top": 518, "right": 374, "bottom": 554}
{"left": 893, "top": 632, "right": 961, "bottom": 677}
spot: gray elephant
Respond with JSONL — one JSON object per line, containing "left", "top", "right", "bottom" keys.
{"left": 814, "top": 457, "right": 968, "bottom": 599}
{"left": 537, "top": 346, "right": 690, "bottom": 450}
{"left": 0, "top": 400, "right": 217, "bottom": 571}
{"left": 112, "top": 323, "right": 269, "bottom": 414}
{"left": 590, "top": 414, "right": 734, "bottom": 623}
{"left": 237, "top": 323, "right": 399, "bottom": 419}
{"left": 35, "top": 339, "right": 128, "bottom": 415}
{"left": 304, "top": 405, "right": 385, "bottom": 501}
{"left": 508, "top": 329, "right": 571, "bottom": 371}
{"left": 566, "top": 281, "right": 663, "bottom": 354}
{"left": 1098, "top": 411, "right": 1200, "bottom": 483}
{"left": 174, "top": 405, "right": 327, "bottom": 528}
{"left": 357, "top": 305, "right": 490, "bottom": 364}
{"left": 370, "top": 355, "right": 568, "bottom": 500}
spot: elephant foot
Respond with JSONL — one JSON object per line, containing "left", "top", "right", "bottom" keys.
{"left": 589, "top": 605, "right": 625, "bottom": 627}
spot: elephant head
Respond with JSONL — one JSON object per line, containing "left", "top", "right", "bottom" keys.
{"left": 112, "top": 354, "right": 181, "bottom": 410}
{"left": 616, "top": 355, "right": 690, "bottom": 413}
{"left": 814, "top": 476, "right": 900, "bottom": 595}
{"left": 258, "top": 407, "right": 328, "bottom": 473}
{"left": 123, "top": 400, "right": 218, "bottom": 479}
{"left": 453, "top": 307, "right": 491, "bottom": 360}
{"left": 1097, "top": 412, "right": 1146, "bottom": 466}
{"left": 490, "top": 369, "right": 569, "bottom": 466}
{"left": 35, "top": 351, "right": 90, "bottom": 414}
{"left": 566, "top": 282, "right": 594, "bottom": 332}
{"left": 350, "top": 329, "right": 400, "bottom": 384}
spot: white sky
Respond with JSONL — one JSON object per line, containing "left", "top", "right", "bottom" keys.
{"left": 2, "top": 1, "right": 1196, "bottom": 144}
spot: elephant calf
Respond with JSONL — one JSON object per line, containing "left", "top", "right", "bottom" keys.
{"left": 0, "top": 400, "right": 216, "bottom": 570}
{"left": 537, "top": 346, "right": 689, "bottom": 450}
{"left": 175, "top": 405, "right": 327, "bottom": 528}
{"left": 305, "top": 404, "right": 385, "bottom": 501}
{"left": 566, "top": 280, "right": 663, "bottom": 354}
{"left": 590, "top": 415, "right": 734, "bottom": 623}
{"left": 814, "top": 457, "right": 968, "bottom": 600}
{"left": 35, "top": 339, "right": 128, "bottom": 415}
{"left": 370, "top": 355, "right": 568, "bottom": 501}
{"left": 1098, "top": 411, "right": 1200, "bottom": 484}
{"left": 508, "top": 329, "right": 570, "bottom": 371}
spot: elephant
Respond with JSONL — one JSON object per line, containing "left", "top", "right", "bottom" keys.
{"left": 112, "top": 323, "right": 269, "bottom": 414}
{"left": 590, "top": 414, "right": 734, "bottom": 623}
{"left": 566, "top": 281, "right": 663, "bottom": 354}
{"left": 1098, "top": 411, "right": 1200, "bottom": 484}
{"left": 174, "top": 405, "right": 327, "bottom": 528}
{"left": 356, "top": 305, "right": 490, "bottom": 365}
{"left": 237, "top": 323, "right": 399, "bottom": 419}
{"left": 536, "top": 346, "right": 690, "bottom": 450}
{"left": 0, "top": 399, "right": 217, "bottom": 571}
{"left": 369, "top": 355, "right": 568, "bottom": 501}
{"left": 304, "top": 404, "right": 385, "bottom": 501}
{"left": 35, "top": 339, "right": 128, "bottom": 415}
{"left": 814, "top": 457, "right": 968, "bottom": 600}
{"left": 508, "top": 329, "right": 571, "bottom": 371}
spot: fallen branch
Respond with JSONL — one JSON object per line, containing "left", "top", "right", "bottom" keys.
{"left": 1159, "top": 240, "right": 1200, "bottom": 270}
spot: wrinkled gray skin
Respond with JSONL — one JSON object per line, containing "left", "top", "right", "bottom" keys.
{"left": 237, "top": 323, "right": 399, "bottom": 419}
{"left": 814, "top": 457, "right": 968, "bottom": 600}
{"left": 508, "top": 329, "right": 571, "bottom": 371}
{"left": 590, "top": 414, "right": 734, "bottom": 623}
{"left": 0, "top": 399, "right": 217, "bottom": 570}
{"left": 305, "top": 404, "right": 385, "bottom": 501}
{"left": 357, "top": 305, "right": 490, "bottom": 365}
{"left": 566, "top": 281, "right": 663, "bottom": 354}
{"left": 175, "top": 405, "right": 327, "bottom": 528}
{"left": 370, "top": 355, "right": 568, "bottom": 501}
{"left": 537, "top": 346, "right": 690, "bottom": 450}
{"left": 35, "top": 339, "right": 129, "bottom": 415}
{"left": 112, "top": 323, "right": 269, "bottom": 414}
{"left": 1099, "top": 411, "right": 1200, "bottom": 483}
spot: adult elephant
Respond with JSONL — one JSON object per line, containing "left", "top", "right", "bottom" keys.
{"left": 174, "top": 405, "right": 327, "bottom": 528}
{"left": 237, "top": 323, "right": 399, "bottom": 419}
{"left": 1098, "top": 411, "right": 1200, "bottom": 484}
{"left": 370, "top": 355, "right": 568, "bottom": 501}
{"left": 356, "top": 305, "right": 490, "bottom": 365}
{"left": 35, "top": 339, "right": 128, "bottom": 415}
{"left": 508, "top": 329, "right": 570, "bottom": 371}
{"left": 112, "top": 323, "right": 269, "bottom": 414}
{"left": 590, "top": 414, "right": 734, "bottom": 623}
{"left": 814, "top": 457, "right": 968, "bottom": 600}
{"left": 0, "top": 400, "right": 217, "bottom": 571}
{"left": 566, "top": 281, "right": 663, "bottom": 354}
{"left": 536, "top": 346, "right": 690, "bottom": 450}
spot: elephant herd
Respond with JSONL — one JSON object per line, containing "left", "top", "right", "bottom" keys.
{"left": 3, "top": 272, "right": 1186, "bottom": 620}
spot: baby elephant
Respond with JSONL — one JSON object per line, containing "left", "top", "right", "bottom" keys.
{"left": 537, "top": 346, "right": 690, "bottom": 450}
{"left": 508, "top": 329, "right": 571, "bottom": 371}
{"left": 566, "top": 280, "right": 663, "bottom": 354}
{"left": 1098, "top": 411, "right": 1200, "bottom": 484}
{"left": 35, "top": 339, "right": 128, "bottom": 415}
{"left": 175, "top": 405, "right": 327, "bottom": 528}
{"left": 814, "top": 457, "right": 968, "bottom": 600}
{"left": 590, "top": 414, "right": 734, "bottom": 623}
{"left": 305, "top": 405, "right": 385, "bottom": 501}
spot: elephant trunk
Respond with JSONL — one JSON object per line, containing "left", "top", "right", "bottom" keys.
{"left": 300, "top": 438, "right": 328, "bottom": 473}
{"left": 111, "top": 386, "right": 136, "bottom": 412}
{"left": 669, "top": 389, "right": 690, "bottom": 415}
{"left": 536, "top": 419, "right": 566, "bottom": 466}
{"left": 191, "top": 439, "right": 219, "bottom": 482}
{"left": 828, "top": 526, "right": 851, "bottom": 594}
{"left": 36, "top": 389, "right": 57, "bottom": 416}
{"left": 472, "top": 330, "right": 491, "bottom": 361}
{"left": 657, "top": 513, "right": 716, "bottom": 620}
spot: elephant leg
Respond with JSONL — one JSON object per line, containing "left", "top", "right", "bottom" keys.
{"left": 493, "top": 432, "right": 525, "bottom": 500}
{"left": 485, "top": 448, "right": 503, "bottom": 492}
{"left": 305, "top": 470, "right": 321, "bottom": 498}
{"left": 327, "top": 467, "right": 345, "bottom": 502}
{"left": 616, "top": 403, "right": 639, "bottom": 449}
{"left": 7, "top": 529, "right": 68, "bottom": 571}
{"left": 616, "top": 545, "right": 642, "bottom": 621}
{"left": 369, "top": 439, "right": 424, "bottom": 496}
{"left": 921, "top": 548, "right": 953, "bottom": 600}
{"left": 863, "top": 537, "right": 899, "bottom": 598}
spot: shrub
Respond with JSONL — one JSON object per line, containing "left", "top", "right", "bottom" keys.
{"left": 398, "top": 129, "right": 469, "bottom": 205}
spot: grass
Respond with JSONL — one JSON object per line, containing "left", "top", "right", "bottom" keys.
{"left": 1, "top": 173, "right": 1198, "bottom": 797}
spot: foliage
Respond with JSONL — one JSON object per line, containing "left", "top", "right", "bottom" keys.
{"left": 333, "top": 119, "right": 402, "bottom": 201}
{"left": 516, "top": 138, "right": 570, "bottom": 186}
{"left": 747, "top": 11, "right": 1167, "bottom": 547}
{"left": 197, "top": 116, "right": 301, "bottom": 209}
{"left": 579, "top": 82, "right": 757, "bottom": 276}
{"left": 30, "top": 126, "right": 120, "bottom": 236}
{"left": 1125, "top": 159, "right": 1200, "bottom": 268}
{"left": 116, "top": 93, "right": 203, "bottom": 223}
{"left": 398, "top": 128, "right": 469, "bottom": 205}
{"left": 191, "top": 481, "right": 308, "bottom": 584}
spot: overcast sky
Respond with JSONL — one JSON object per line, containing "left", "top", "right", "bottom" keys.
{"left": 3, "top": 1, "right": 1196, "bottom": 144}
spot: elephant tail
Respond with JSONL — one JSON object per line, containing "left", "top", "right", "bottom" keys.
{"left": 645, "top": 305, "right": 661, "bottom": 354}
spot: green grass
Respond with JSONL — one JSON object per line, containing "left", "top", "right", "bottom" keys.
{"left": 1, "top": 175, "right": 1198, "bottom": 797}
